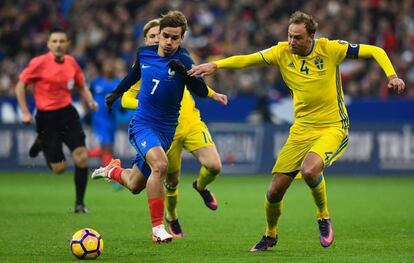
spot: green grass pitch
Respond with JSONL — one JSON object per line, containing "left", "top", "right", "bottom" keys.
{"left": 1, "top": 171, "right": 413, "bottom": 262}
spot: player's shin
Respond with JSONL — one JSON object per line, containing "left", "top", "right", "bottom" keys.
{"left": 147, "top": 175, "right": 166, "bottom": 227}
{"left": 265, "top": 192, "right": 283, "bottom": 238}
{"left": 308, "top": 174, "right": 329, "bottom": 219}
{"left": 164, "top": 181, "right": 178, "bottom": 221}
{"left": 75, "top": 166, "right": 88, "bottom": 205}
{"left": 109, "top": 167, "right": 125, "bottom": 185}
{"left": 196, "top": 166, "right": 219, "bottom": 190}
{"left": 148, "top": 197, "right": 165, "bottom": 227}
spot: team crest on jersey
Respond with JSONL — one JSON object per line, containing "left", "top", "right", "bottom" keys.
{"left": 288, "top": 62, "right": 295, "bottom": 69}
{"left": 314, "top": 56, "right": 324, "bottom": 70}
{"left": 67, "top": 79, "right": 74, "bottom": 90}
{"left": 168, "top": 68, "right": 176, "bottom": 78}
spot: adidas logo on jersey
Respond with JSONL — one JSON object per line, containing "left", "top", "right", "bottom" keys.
{"left": 288, "top": 62, "right": 295, "bottom": 69}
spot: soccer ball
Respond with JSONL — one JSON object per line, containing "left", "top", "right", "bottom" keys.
{"left": 70, "top": 228, "right": 104, "bottom": 260}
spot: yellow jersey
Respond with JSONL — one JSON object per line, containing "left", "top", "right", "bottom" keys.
{"left": 215, "top": 38, "right": 396, "bottom": 129}
{"left": 261, "top": 38, "right": 350, "bottom": 128}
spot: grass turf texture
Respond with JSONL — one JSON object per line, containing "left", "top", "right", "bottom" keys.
{"left": 1, "top": 172, "right": 413, "bottom": 263}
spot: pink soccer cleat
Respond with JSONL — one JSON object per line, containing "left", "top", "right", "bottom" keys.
{"left": 318, "top": 218, "right": 334, "bottom": 247}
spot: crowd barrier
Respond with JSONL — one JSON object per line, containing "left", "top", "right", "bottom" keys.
{"left": 1, "top": 122, "right": 413, "bottom": 175}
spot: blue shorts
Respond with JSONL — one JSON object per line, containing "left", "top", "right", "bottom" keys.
{"left": 128, "top": 121, "right": 174, "bottom": 178}
{"left": 92, "top": 120, "right": 115, "bottom": 145}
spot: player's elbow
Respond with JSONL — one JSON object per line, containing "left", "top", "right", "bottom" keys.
{"left": 121, "top": 95, "right": 128, "bottom": 108}
{"left": 121, "top": 95, "right": 138, "bottom": 110}
{"left": 189, "top": 82, "right": 209, "bottom": 97}
{"left": 359, "top": 44, "right": 385, "bottom": 59}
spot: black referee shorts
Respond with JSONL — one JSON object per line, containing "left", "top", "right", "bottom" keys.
{"left": 35, "top": 104, "right": 86, "bottom": 163}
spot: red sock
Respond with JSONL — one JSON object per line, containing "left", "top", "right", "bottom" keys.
{"left": 148, "top": 198, "right": 164, "bottom": 227}
{"left": 110, "top": 167, "right": 124, "bottom": 185}
{"left": 87, "top": 148, "right": 102, "bottom": 157}
{"left": 101, "top": 151, "right": 113, "bottom": 166}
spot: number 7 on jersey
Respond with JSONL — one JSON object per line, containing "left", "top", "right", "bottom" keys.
{"left": 151, "top": 79, "right": 160, "bottom": 95}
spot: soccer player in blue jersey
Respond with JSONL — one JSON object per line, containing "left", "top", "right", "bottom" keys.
{"left": 88, "top": 59, "right": 120, "bottom": 167}
{"left": 92, "top": 11, "right": 209, "bottom": 244}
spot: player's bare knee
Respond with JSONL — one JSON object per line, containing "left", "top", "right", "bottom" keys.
{"left": 268, "top": 180, "right": 286, "bottom": 201}
{"left": 72, "top": 148, "right": 88, "bottom": 168}
{"left": 267, "top": 187, "right": 284, "bottom": 202}
{"left": 152, "top": 159, "right": 168, "bottom": 178}
{"left": 205, "top": 160, "right": 222, "bottom": 175}
{"left": 130, "top": 186, "right": 144, "bottom": 195}
{"left": 51, "top": 163, "right": 66, "bottom": 174}
{"left": 301, "top": 166, "right": 320, "bottom": 182}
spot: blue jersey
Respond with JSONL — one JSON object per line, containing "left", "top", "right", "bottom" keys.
{"left": 90, "top": 77, "right": 120, "bottom": 145}
{"left": 112, "top": 45, "right": 208, "bottom": 177}
{"left": 133, "top": 46, "right": 189, "bottom": 131}
{"left": 90, "top": 77, "right": 120, "bottom": 122}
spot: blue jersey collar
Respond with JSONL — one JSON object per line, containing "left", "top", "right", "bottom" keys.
{"left": 303, "top": 40, "right": 315, "bottom": 57}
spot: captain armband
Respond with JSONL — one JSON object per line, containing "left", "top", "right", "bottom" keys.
{"left": 346, "top": 43, "right": 360, "bottom": 59}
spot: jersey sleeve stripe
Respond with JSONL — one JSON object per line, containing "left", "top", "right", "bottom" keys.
{"left": 259, "top": 51, "right": 271, "bottom": 65}
{"left": 202, "top": 131, "right": 208, "bottom": 143}
{"left": 335, "top": 67, "right": 349, "bottom": 129}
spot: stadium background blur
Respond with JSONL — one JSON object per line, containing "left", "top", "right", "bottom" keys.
{"left": 0, "top": 0, "right": 413, "bottom": 174}
{"left": 1, "top": 0, "right": 414, "bottom": 98}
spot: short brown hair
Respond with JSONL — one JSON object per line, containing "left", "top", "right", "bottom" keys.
{"left": 159, "top": 10, "right": 187, "bottom": 37}
{"left": 289, "top": 11, "right": 318, "bottom": 35}
{"left": 143, "top": 19, "right": 160, "bottom": 38}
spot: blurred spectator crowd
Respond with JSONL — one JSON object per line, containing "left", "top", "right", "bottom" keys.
{"left": 1, "top": 0, "right": 413, "bottom": 100}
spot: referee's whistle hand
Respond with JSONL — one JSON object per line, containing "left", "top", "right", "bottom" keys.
{"left": 21, "top": 112, "right": 32, "bottom": 125}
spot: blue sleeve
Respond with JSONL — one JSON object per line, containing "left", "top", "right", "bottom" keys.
{"left": 112, "top": 57, "right": 141, "bottom": 95}
{"left": 179, "top": 49, "right": 208, "bottom": 98}
{"left": 89, "top": 79, "right": 96, "bottom": 94}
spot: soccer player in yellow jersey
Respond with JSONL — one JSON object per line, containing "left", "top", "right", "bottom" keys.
{"left": 121, "top": 19, "right": 228, "bottom": 237}
{"left": 189, "top": 11, "right": 405, "bottom": 251}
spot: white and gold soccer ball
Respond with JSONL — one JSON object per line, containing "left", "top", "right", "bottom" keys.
{"left": 70, "top": 228, "right": 104, "bottom": 260}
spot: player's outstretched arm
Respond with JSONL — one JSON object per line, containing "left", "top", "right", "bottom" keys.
{"left": 358, "top": 44, "right": 405, "bottom": 94}
{"left": 188, "top": 52, "right": 266, "bottom": 77}
{"left": 188, "top": 62, "right": 217, "bottom": 77}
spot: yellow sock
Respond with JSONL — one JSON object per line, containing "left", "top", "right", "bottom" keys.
{"left": 196, "top": 166, "right": 219, "bottom": 190}
{"left": 264, "top": 195, "right": 283, "bottom": 238}
{"left": 165, "top": 188, "right": 178, "bottom": 221}
{"left": 309, "top": 175, "right": 329, "bottom": 219}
